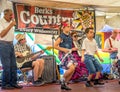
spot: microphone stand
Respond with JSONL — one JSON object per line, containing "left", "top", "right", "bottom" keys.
{"left": 51, "top": 29, "right": 56, "bottom": 82}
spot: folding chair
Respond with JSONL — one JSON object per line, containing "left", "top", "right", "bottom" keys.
{"left": 18, "top": 67, "right": 33, "bottom": 85}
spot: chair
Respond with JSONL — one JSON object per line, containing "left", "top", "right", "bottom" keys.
{"left": 18, "top": 67, "right": 33, "bottom": 84}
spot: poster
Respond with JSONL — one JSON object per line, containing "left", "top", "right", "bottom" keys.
{"left": 73, "top": 10, "right": 95, "bottom": 32}
{"left": 13, "top": 3, "right": 95, "bottom": 35}
{"left": 13, "top": 3, "right": 74, "bottom": 35}
{"left": 13, "top": 3, "right": 95, "bottom": 45}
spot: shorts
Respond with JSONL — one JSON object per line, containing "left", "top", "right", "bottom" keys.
{"left": 20, "top": 60, "right": 34, "bottom": 69}
{"left": 84, "top": 54, "right": 103, "bottom": 74}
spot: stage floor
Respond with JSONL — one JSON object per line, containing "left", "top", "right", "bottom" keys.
{"left": 0, "top": 80, "right": 120, "bottom": 92}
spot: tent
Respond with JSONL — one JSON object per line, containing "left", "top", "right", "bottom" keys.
{"left": 100, "top": 25, "right": 113, "bottom": 32}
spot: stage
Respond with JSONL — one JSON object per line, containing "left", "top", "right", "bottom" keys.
{"left": 0, "top": 80, "right": 120, "bottom": 92}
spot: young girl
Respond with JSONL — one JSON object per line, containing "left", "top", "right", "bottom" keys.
{"left": 54, "top": 20, "right": 78, "bottom": 90}
{"left": 81, "top": 28, "right": 104, "bottom": 87}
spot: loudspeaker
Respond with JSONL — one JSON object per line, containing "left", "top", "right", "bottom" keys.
{"left": 42, "top": 55, "right": 57, "bottom": 83}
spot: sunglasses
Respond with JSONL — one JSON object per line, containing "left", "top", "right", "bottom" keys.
{"left": 73, "top": 35, "right": 78, "bottom": 38}
{"left": 19, "top": 38, "right": 25, "bottom": 41}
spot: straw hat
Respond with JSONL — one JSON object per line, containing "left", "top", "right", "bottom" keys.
{"left": 16, "top": 34, "right": 25, "bottom": 41}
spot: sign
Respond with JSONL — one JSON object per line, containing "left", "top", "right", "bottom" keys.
{"left": 13, "top": 3, "right": 74, "bottom": 34}
{"left": 13, "top": 3, "right": 95, "bottom": 35}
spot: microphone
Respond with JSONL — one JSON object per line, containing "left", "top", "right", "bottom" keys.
{"left": 11, "top": 18, "right": 16, "bottom": 26}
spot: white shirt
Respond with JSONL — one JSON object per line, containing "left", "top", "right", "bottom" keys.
{"left": 104, "top": 37, "right": 118, "bottom": 49}
{"left": 0, "top": 18, "right": 14, "bottom": 41}
{"left": 82, "top": 38, "right": 98, "bottom": 55}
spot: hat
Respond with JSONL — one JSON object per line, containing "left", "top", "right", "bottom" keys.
{"left": 16, "top": 34, "right": 25, "bottom": 41}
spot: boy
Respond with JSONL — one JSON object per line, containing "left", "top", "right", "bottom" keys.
{"left": 81, "top": 28, "right": 104, "bottom": 87}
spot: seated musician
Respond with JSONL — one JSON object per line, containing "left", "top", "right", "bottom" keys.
{"left": 14, "top": 34, "right": 45, "bottom": 86}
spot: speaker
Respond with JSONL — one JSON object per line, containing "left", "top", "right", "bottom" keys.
{"left": 42, "top": 55, "right": 57, "bottom": 83}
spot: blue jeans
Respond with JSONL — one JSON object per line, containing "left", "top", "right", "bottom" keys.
{"left": 84, "top": 54, "right": 103, "bottom": 74}
{"left": 0, "top": 42, "right": 17, "bottom": 87}
{"left": 110, "top": 52, "right": 117, "bottom": 59}
{"left": 118, "top": 60, "right": 120, "bottom": 73}
{"left": 118, "top": 60, "right": 120, "bottom": 66}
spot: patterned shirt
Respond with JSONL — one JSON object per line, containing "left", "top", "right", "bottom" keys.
{"left": 14, "top": 42, "right": 32, "bottom": 61}
{"left": 14, "top": 43, "right": 32, "bottom": 53}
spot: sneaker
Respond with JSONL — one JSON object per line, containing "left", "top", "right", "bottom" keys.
{"left": 33, "top": 80, "right": 45, "bottom": 86}
{"left": 94, "top": 82, "right": 104, "bottom": 85}
{"left": 38, "top": 78, "right": 45, "bottom": 84}
{"left": 85, "top": 81, "right": 93, "bottom": 87}
{"left": 1, "top": 85, "right": 15, "bottom": 90}
{"left": 61, "top": 84, "right": 72, "bottom": 90}
{"left": 11, "top": 84, "right": 23, "bottom": 89}
{"left": 38, "top": 77, "right": 43, "bottom": 81}
{"left": 94, "top": 79, "right": 104, "bottom": 85}
{"left": 94, "top": 82, "right": 105, "bottom": 85}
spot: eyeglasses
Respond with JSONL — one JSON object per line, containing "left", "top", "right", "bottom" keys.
{"left": 73, "top": 35, "right": 78, "bottom": 38}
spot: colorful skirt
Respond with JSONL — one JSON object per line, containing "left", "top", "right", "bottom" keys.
{"left": 59, "top": 51, "right": 77, "bottom": 69}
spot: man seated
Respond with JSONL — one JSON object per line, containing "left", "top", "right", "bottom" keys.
{"left": 103, "top": 29, "right": 118, "bottom": 78}
{"left": 14, "top": 34, "right": 45, "bottom": 86}
{"left": 117, "top": 41, "right": 120, "bottom": 84}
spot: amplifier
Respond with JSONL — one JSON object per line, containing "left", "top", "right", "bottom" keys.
{"left": 42, "top": 55, "right": 57, "bottom": 83}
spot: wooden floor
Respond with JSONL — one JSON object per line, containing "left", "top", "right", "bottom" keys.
{"left": 0, "top": 80, "right": 120, "bottom": 92}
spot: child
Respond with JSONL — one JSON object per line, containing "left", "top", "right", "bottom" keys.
{"left": 54, "top": 20, "right": 78, "bottom": 90}
{"left": 81, "top": 28, "right": 104, "bottom": 87}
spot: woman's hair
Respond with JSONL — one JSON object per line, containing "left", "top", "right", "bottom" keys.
{"left": 85, "top": 27, "right": 93, "bottom": 34}
{"left": 58, "top": 20, "right": 69, "bottom": 35}
{"left": 70, "top": 31, "right": 77, "bottom": 37}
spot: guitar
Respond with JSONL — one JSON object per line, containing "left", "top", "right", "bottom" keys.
{"left": 16, "top": 46, "right": 53, "bottom": 68}
{"left": 16, "top": 50, "right": 43, "bottom": 68}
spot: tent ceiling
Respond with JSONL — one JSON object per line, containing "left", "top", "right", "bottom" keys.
{"left": 9, "top": 0, "right": 120, "bottom": 13}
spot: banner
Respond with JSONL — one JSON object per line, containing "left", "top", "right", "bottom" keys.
{"left": 13, "top": 3, "right": 95, "bottom": 35}
{"left": 73, "top": 10, "right": 95, "bottom": 31}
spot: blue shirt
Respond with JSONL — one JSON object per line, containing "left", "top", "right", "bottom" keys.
{"left": 59, "top": 33, "right": 72, "bottom": 49}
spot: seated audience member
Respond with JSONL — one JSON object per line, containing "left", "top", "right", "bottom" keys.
{"left": 14, "top": 34, "right": 45, "bottom": 86}
{"left": 103, "top": 29, "right": 118, "bottom": 78}
{"left": 117, "top": 41, "right": 120, "bottom": 84}
{"left": 103, "top": 29, "right": 118, "bottom": 62}
{"left": 116, "top": 31, "right": 120, "bottom": 84}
